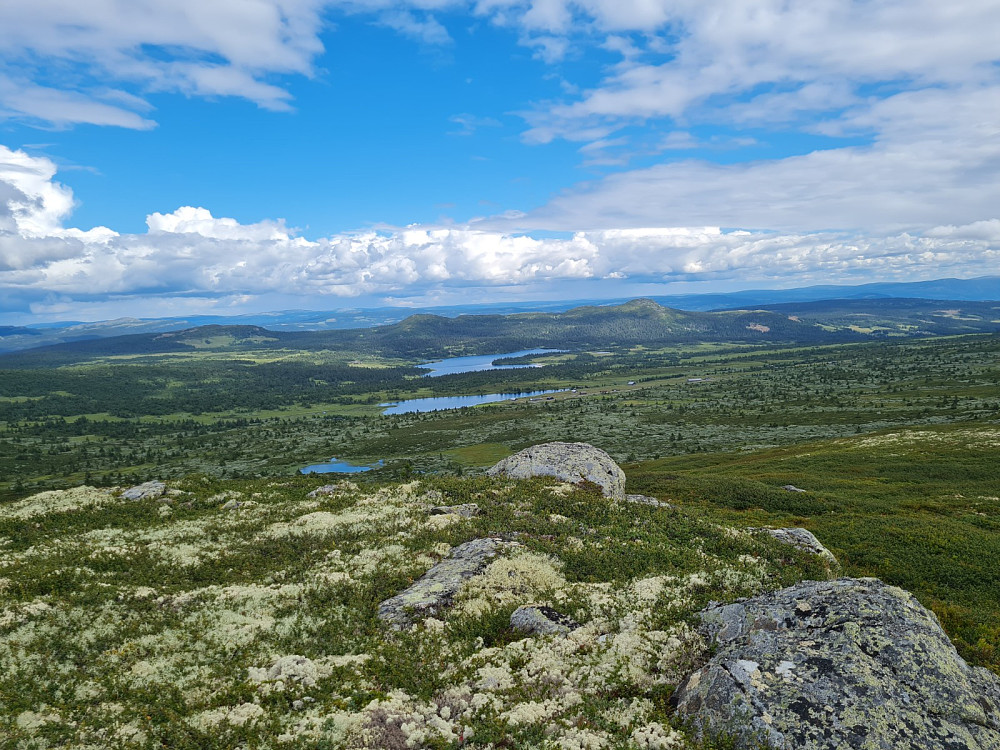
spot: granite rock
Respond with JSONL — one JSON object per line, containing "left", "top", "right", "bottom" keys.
{"left": 429, "top": 503, "right": 481, "bottom": 518}
{"left": 750, "top": 527, "right": 838, "bottom": 567}
{"left": 121, "top": 481, "right": 167, "bottom": 501}
{"left": 377, "top": 538, "right": 510, "bottom": 629}
{"left": 510, "top": 605, "right": 580, "bottom": 636}
{"left": 625, "top": 494, "right": 674, "bottom": 509}
{"left": 487, "top": 442, "right": 626, "bottom": 500}
{"left": 673, "top": 577, "right": 1000, "bottom": 749}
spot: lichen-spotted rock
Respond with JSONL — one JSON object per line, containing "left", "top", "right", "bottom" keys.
{"left": 120, "top": 481, "right": 167, "bottom": 500}
{"left": 510, "top": 605, "right": 580, "bottom": 636}
{"left": 486, "top": 442, "right": 626, "bottom": 500}
{"left": 750, "top": 527, "right": 838, "bottom": 567}
{"left": 377, "top": 538, "right": 510, "bottom": 628}
{"left": 673, "top": 577, "right": 1000, "bottom": 749}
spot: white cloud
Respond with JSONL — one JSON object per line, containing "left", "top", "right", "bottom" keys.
{"left": 146, "top": 206, "right": 297, "bottom": 242}
{"left": 0, "top": 0, "right": 328, "bottom": 126}
{"left": 509, "top": 85, "right": 1000, "bottom": 235}
{"left": 378, "top": 10, "right": 454, "bottom": 44}
{"left": 1, "top": 146, "right": 997, "bottom": 320}
{"left": 515, "top": 0, "right": 1000, "bottom": 131}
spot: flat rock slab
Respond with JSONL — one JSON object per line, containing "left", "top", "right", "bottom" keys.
{"left": 750, "top": 527, "right": 838, "bottom": 566}
{"left": 673, "top": 577, "right": 1000, "bottom": 750}
{"left": 511, "top": 605, "right": 580, "bottom": 636}
{"left": 121, "top": 481, "right": 167, "bottom": 501}
{"left": 377, "top": 538, "right": 508, "bottom": 628}
{"left": 486, "top": 442, "right": 626, "bottom": 500}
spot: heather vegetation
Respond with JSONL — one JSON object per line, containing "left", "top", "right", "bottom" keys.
{"left": 0, "top": 474, "right": 827, "bottom": 748}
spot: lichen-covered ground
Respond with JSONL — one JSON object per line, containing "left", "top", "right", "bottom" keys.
{"left": 0, "top": 474, "right": 828, "bottom": 749}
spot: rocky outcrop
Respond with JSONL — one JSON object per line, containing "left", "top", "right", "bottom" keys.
{"left": 510, "top": 605, "right": 580, "bottom": 636}
{"left": 377, "top": 538, "right": 510, "bottom": 629}
{"left": 486, "top": 442, "right": 626, "bottom": 500}
{"left": 751, "top": 527, "right": 838, "bottom": 566}
{"left": 120, "top": 481, "right": 166, "bottom": 500}
{"left": 673, "top": 577, "right": 1000, "bottom": 750}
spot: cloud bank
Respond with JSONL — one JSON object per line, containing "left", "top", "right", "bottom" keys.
{"left": 2, "top": 145, "right": 998, "bottom": 321}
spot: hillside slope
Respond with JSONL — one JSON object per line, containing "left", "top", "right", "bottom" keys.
{"left": 0, "top": 471, "right": 830, "bottom": 748}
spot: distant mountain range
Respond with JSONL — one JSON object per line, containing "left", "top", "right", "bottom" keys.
{"left": 3, "top": 295, "right": 998, "bottom": 367}
{"left": 1, "top": 275, "right": 998, "bottom": 355}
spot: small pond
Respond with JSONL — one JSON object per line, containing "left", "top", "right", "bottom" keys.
{"left": 300, "top": 457, "right": 385, "bottom": 474}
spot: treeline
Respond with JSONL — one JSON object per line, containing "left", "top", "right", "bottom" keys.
{"left": 0, "top": 360, "right": 425, "bottom": 420}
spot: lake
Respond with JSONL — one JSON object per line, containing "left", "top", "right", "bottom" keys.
{"left": 300, "top": 457, "right": 384, "bottom": 474}
{"left": 380, "top": 389, "right": 563, "bottom": 415}
{"left": 418, "top": 348, "right": 563, "bottom": 377}
{"left": 301, "top": 349, "right": 566, "bottom": 471}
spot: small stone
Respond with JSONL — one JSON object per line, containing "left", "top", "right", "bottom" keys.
{"left": 625, "top": 494, "right": 674, "bottom": 509}
{"left": 782, "top": 484, "right": 807, "bottom": 492}
{"left": 510, "top": 605, "right": 580, "bottom": 636}
{"left": 429, "top": 503, "right": 481, "bottom": 518}
{"left": 292, "top": 700, "right": 304, "bottom": 711}
{"left": 221, "top": 499, "right": 242, "bottom": 510}
{"left": 750, "top": 527, "right": 838, "bottom": 567}
{"left": 121, "top": 481, "right": 167, "bottom": 501}
{"left": 306, "top": 482, "right": 356, "bottom": 498}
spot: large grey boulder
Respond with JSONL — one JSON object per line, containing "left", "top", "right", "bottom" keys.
{"left": 377, "top": 538, "right": 509, "bottom": 629}
{"left": 673, "top": 578, "right": 1000, "bottom": 750}
{"left": 486, "top": 442, "right": 626, "bottom": 500}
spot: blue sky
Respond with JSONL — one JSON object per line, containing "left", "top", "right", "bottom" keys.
{"left": 1, "top": 1, "right": 998, "bottom": 323}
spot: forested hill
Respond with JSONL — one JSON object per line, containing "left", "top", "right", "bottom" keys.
{"left": 3, "top": 297, "right": 999, "bottom": 367}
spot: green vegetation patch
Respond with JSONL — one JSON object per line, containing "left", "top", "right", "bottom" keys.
{"left": 627, "top": 423, "right": 1000, "bottom": 672}
{"left": 0, "top": 474, "right": 826, "bottom": 748}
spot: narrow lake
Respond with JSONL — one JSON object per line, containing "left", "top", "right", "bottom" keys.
{"left": 380, "top": 389, "right": 563, "bottom": 415}
{"left": 418, "top": 348, "right": 563, "bottom": 377}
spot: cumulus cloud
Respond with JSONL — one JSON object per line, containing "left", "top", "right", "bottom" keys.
{"left": 1, "top": 144, "right": 998, "bottom": 320}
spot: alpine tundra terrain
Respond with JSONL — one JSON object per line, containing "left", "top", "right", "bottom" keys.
{"left": 1, "top": 297, "right": 999, "bottom": 747}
